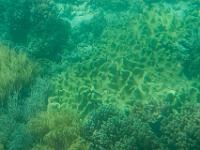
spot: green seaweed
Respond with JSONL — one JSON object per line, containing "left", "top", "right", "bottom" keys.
{"left": 0, "top": 44, "right": 35, "bottom": 105}
{"left": 28, "top": 104, "right": 86, "bottom": 150}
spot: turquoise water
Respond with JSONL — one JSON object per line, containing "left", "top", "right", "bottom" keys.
{"left": 0, "top": 0, "right": 200, "bottom": 150}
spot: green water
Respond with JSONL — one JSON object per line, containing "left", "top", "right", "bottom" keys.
{"left": 0, "top": 0, "right": 200, "bottom": 150}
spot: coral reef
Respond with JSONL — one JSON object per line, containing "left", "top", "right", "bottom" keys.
{"left": 82, "top": 105, "right": 160, "bottom": 150}
{"left": 182, "top": 27, "right": 200, "bottom": 78}
{"left": 28, "top": 104, "right": 84, "bottom": 150}
{"left": 0, "top": 45, "right": 35, "bottom": 105}
{"left": 23, "top": 77, "right": 52, "bottom": 121}
{"left": 0, "top": 115, "right": 16, "bottom": 149}
{"left": 5, "top": 0, "right": 71, "bottom": 60}
{"left": 7, "top": 124, "right": 32, "bottom": 150}
{"left": 27, "top": 0, "right": 71, "bottom": 60}
{"left": 0, "top": 0, "right": 199, "bottom": 150}
{"left": 51, "top": 2, "right": 199, "bottom": 116}
{"left": 160, "top": 103, "right": 200, "bottom": 149}
{"left": 90, "top": 0, "right": 130, "bottom": 12}
{"left": 6, "top": 0, "right": 32, "bottom": 43}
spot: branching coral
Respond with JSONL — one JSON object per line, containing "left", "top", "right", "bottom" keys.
{"left": 47, "top": 3, "right": 200, "bottom": 149}
{"left": 160, "top": 103, "right": 200, "bottom": 149}
{"left": 82, "top": 105, "right": 160, "bottom": 150}
{"left": 0, "top": 1, "right": 199, "bottom": 150}
{"left": 50, "top": 1, "right": 200, "bottom": 122}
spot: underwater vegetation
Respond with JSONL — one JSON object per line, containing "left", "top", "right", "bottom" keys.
{"left": 0, "top": 45, "right": 35, "bottom": 105}
{"left": 28, "top": 104, "right": 83, "bottom": 150}
{"left": 0, "top": 0, "right": 200, "bottom": 150}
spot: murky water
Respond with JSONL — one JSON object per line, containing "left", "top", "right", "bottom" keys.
{"left": 0, "top": 0, "right": 200, "bottom": 150}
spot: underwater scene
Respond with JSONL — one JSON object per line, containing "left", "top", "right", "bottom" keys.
{"left": 0, "top": 0, "right": 200, "bottom": 149}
